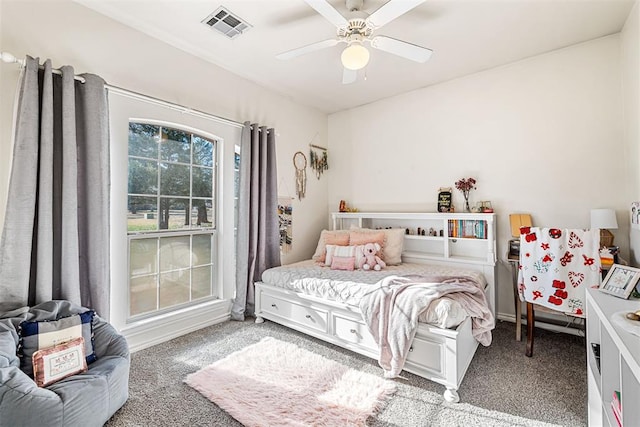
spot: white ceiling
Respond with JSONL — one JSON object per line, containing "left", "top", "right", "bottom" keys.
{"left": 76, "top": 0, "right": 635, "bottom": 114}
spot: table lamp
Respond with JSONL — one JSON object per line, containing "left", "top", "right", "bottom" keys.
{"left": 590, "top": 208, "right": 618, "bottom": 247}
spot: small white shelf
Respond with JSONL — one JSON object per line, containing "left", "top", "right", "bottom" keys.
{"left": 404, "top": 235, "right": 444, "bottom": 241}
{"left": 586, "top": 287, "right": 640, "bottom": 427}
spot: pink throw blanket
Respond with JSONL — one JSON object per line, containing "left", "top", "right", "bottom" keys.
{"left": 359, "top": 274, "right": 494, "bottom": 378}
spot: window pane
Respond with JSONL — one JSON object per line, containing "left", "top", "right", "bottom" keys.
{"left": 192, "top": 234, "right": 211, "bottom": 266}
{"left": 159, "top": 270, "right": 190, "bottom": 308}
{"left": 193, "top": 136, "right": 214, "bottom": 167}
{"left": 192, "top": 266, "right": 212, "bottom": 300}
{"left": 160, "top": 163, "right": 190, "bottom": 197}
{"left": 158, "top": 198, "right": 190, "bottom": 230}
{"left": 127, "top": 120, "right": 220, "bottom": 321}
{"left": 128, "top": 196, "right": 158, "bottom": 232}
{"left": 161, "top": 128, "right": 191, "bottom": 163}
{"left": 130, "top": 238, "right": 157, "bottom": 276}
{"left": 130, "top": 275, "right": 157, "bottom": 316}
{"left": 128, "top": 159, "right": 158, "bottom": 195}
{"left": 129, "top": 123, "right": 159, "bottom": 158}
{"left": 191, "top": 199, "right": 213, "bottom": 228}
{"left": 160, "top": 235, "right": 191, "bottom": 271}
{"left": 192, "top": 166, "right": 213, "bottom": 198}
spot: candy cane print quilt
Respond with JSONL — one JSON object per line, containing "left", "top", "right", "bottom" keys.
{"left": 517, "top": 227, "right": 601, "bottom": 316}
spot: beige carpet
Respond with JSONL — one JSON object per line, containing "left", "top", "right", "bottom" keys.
{"left": 185, "top": 337, "right": 396, "bottom": 427}
{"left": 106, "top": 320, "right": 586, "bottom": 426}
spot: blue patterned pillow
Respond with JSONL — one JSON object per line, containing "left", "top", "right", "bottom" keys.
{"left": 19, "top": 310, "right": 97, "bottom": 377}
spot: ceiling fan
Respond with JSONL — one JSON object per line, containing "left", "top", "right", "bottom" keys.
{"left": 276, "top": 0, "right": 433, "bottom": 84}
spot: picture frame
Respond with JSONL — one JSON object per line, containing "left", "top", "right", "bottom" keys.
{"left": 600, "top": 264, "right": 640, "bottom": 299}
{"left": 437, "top": 187, "right": 452, "bottom": 213}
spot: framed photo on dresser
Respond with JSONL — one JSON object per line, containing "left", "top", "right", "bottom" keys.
{"left": 600, "top": 264, "right": 640, "bottom": 299}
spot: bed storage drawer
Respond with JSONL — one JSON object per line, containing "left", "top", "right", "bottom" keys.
{"left": 261, "top": 293, "right": 328, "bottom": 333}
{"left": 405, "top": 333, "right": 446, "bottom": 378}
{"left": 332, "top": 314, "right": 377, "bottom": 351}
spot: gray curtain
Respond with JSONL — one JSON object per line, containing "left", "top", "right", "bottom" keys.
{"left": 232, "top": 122, "right": 281, "bottom": 321}
{"left": 0, "top": 57, "right": 110, "bottom": 318}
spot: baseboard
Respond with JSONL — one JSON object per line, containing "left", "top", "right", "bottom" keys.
{"left": 122, "top": 300, "right": 232, "bottom": 352}
{"left": 497, "top": 312, "right": 585, "bottom": 337}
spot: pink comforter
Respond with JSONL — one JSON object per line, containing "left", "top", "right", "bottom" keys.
{"left": 359, "top": 274, "right": 495, "bottom": 378}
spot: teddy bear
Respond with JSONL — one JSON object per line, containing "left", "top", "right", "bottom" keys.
{"left": 360, "top": 242, "right": 386, "bottom": 271}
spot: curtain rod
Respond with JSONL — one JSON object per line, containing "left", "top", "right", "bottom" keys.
{"left": 1, "top": 51, "right": 246, "bottom": 130}
{"left": 106, "top": 86, "right": 244, "bottom": 129}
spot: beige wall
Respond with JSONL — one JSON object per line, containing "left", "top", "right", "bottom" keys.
{"left": 328, "top": 35, "right": 629, "bottom": 318}
{"left": 0, "top": 0, "right": 328, "bottom": 264}
{"left": 622, "top": 2, "right": 640, "bottom": 265}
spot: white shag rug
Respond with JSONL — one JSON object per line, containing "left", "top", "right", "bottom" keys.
{"left": 184, "top": 337, "right": 396, "bottom": 427}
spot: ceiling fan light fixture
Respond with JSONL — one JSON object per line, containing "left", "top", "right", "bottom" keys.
{"left": 341, "top": 43, "right": 370, "bottom": 70}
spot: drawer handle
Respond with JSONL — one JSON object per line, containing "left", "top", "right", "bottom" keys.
{"left": 409, "top": 347, "right": 414, "bottom": 352}
{"left": 271, "top": 304, "right": 277, "bottom": 308}
{"left": 350, "top": 329, "right": 356, "bottom": 334}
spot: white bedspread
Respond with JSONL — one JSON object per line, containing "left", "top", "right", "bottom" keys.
{"left": 261, "top": 260, "right": 487, "bottom": 328}
{"left": 359, "top": 274, "right": 495, "bottom": 378}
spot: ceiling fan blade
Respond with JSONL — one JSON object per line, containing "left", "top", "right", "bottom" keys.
{"left": 276, "top": 39, "right": 339, "bottom": 60}
{"left": 303, "top": 0, "right": 348, "bottom": 28}
{"left": 370, "top": 36, "right": 433, "bottom": 63}
{"left": 366, "top": 0, "right": 426, "bottom": 29}
{"left": 342, "top": 68, "right": 357, "bottom": 85}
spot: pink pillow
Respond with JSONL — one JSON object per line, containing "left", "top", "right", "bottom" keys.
{"left": 312, "top": 230, "right": 350, "bottom": 263}
{"left": 351, "top": 227, "right": 405, "bottom": 265}
{"left": 330, "top": 256, "right": 355, "bottom": 271}
{"left": 349, "top": 231, "right": 386, "bottom": 261}
{"left": 325, "top": 245, "right": 357, "bottom": 266}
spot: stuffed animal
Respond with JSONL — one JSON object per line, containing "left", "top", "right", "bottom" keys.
{"left": 360, "top": 242, "right": 386, "bottom": 271}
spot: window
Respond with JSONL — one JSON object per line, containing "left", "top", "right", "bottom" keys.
{"left": 127, "top": 122, "right": 218, "bottom": 318}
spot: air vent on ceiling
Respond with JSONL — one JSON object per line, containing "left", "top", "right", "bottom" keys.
{"left": 202, "top": 6, "right": 251, "bottom": 39}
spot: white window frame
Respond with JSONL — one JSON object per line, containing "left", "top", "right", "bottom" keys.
{"left": 108, "top": 90, "right": 242, "bottom": 351}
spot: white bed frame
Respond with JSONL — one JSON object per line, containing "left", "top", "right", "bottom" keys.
{"left": 255, "top": 212, "right": 497, "bottom": 403}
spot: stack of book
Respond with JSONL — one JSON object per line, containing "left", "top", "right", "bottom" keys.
{"left": 447, "top": 219, "right": 487, "bottom": 239}
{"left": 611, "top": 390, "right": 622, "bottom": 427}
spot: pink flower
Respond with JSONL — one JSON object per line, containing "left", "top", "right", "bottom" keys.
{"left": 455, "top": 178, "right": 476, "bottom": 192}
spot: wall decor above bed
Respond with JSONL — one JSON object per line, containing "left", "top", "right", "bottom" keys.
{"left": 293, "top": 151, "right": 307, "bottom": 200}
{"left": 254, "top": 211, "right": 497, "bottom": 403}
{"left": 309, "top": 144, "right": 328, "bottom": 179}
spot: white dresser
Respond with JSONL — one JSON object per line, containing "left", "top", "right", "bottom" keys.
{"left": 586, "top": 287, "right": 640, "bottom": 426}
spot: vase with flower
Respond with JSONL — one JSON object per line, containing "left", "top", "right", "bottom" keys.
{"left": 455, "top": 177, "right": 477, "bottom": 213}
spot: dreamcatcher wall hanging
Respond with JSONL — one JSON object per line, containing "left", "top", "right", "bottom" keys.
{"left": 309, "top": 144, "right": 328, "bottom": 179}
{"left": 293, "top": 151, "right": 307, "bottom": 200}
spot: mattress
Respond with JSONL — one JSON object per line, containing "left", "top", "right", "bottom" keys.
{"left": 261, "top": 260, "right": 487, "bottom": 329}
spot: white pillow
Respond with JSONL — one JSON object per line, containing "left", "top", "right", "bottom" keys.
{"left": 325, "top": 244, "right": 357, "bottom": 266}
{"left": 350, "top": 227, "right": 405, "bottom": 265}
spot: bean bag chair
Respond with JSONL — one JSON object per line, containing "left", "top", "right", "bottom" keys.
{"left": 0, "top": 300, "right": 129, "bottom": 427}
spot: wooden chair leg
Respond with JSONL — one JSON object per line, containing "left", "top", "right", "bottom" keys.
{"left": 526, "top": 302, "right": 534, "bottom": 357}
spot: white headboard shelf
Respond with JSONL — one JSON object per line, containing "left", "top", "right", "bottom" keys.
{"left": 331, "top": 212, "right": 497, "bottom": 266}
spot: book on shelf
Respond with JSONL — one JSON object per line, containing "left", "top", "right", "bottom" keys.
{"left": 612, "top": 390, "right": 621, "bottom": 411}
{"left": 611, "top": 390, "right": 622, "bottom": 427}
{"left": 447, "top": 219, "right": 488, "bottom": 239}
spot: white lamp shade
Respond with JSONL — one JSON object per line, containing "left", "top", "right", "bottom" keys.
{"left": 590, "top": 209, "right": 618, "bottom": 229}
{"left": 341, "top": 44, "right": 370, "bottom": 70}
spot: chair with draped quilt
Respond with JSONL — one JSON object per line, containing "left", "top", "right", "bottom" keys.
{"left": 517, "top": 227, "right": 600, "bottom": 356}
